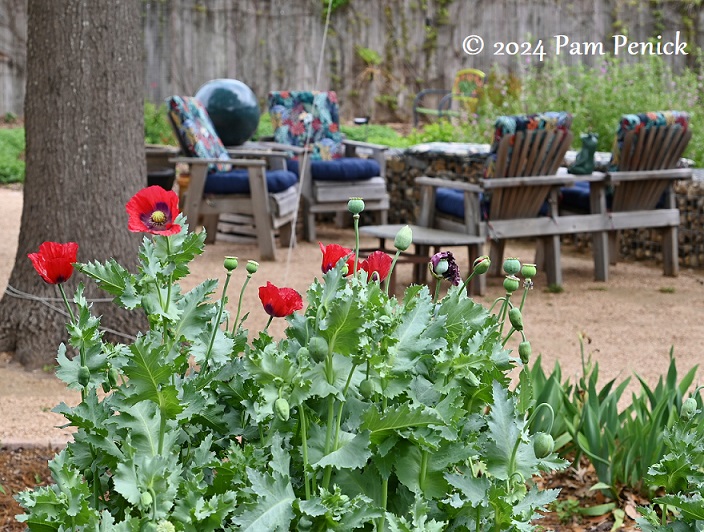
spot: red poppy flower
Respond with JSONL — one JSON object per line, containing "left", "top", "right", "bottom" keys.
{"left": 359, "top": 250, "right": 393, "bottom": 282}
{"left": 28, "top": 241, "right": 79, "bottom": 284}
{"left": 126, "top": 186, "right": 181, "bottom": 236}
{"left": 319, "top": 242, "right": 355, "bottom": 275}
{"left": 258, "top": 281, "right": 303, "bottom": 318}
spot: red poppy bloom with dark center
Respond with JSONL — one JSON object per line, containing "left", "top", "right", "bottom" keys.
{"left": 319, "top": 242, "right": 355, "bottom": 275}
{"left": 126, "top": 186, "right": 181, "bottom": 236}
{"left": 258, "top": 281, "right": 303, "bottom": 318}
{"left": 359, "top": 250, "right": 393, "bottom": 282}
{"left": 28, "top": 241, "right": 79, "bottom": 284}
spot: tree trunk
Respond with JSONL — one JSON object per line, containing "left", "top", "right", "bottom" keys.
{"left": 0, "top": 0, "right": 146, "bottom": 368}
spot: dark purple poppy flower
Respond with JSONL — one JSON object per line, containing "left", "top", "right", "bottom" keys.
{"left": 429, "top": 251, "right": 461, "bottom": 286}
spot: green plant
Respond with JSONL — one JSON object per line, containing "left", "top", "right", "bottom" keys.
{"left": 16, "top": 191, "right": 566, "bottom": 530}
{"left": 0, "top": 127, "right": 25, "bottom": 184}
{"left": 144, "top": 101, "right": 177, "bottom": 146}
{"left": 636, "top": 389, "right": 704, "bottom": 530}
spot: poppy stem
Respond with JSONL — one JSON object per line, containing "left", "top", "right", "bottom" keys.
{"left": 233, "top": 273, "right": 252, "bottom": 335}
{"left": 433, "top": 278, "right": 442, "bottom": 303}
{"left": 385, "top": 250, "right": 401, "bottom": 296}
{"left": 57, "top": 284, "right": 75, "bottom": 323}
{"left": 164, "top": 237, "right": 172, "bottom": 314}
{"left": 264, "top": 315, "right": 273, "bottom": 332}
{"left": 353, "top": 214, "right": 360, "bottom": 277}
{"left": 460, "top": 270, "right": 477, "bottom": 294}
{"left": 203, "top": 271, "right": 232, "bottom": 370}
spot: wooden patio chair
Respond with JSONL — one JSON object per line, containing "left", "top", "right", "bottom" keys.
{"left": 602, "top": 111, "right": 693, "bottom": 277}
{"left": 412, "top": 68, "right": 485, "bottom": 127}
{"left": 417, "top": 112, "right": 609, "bottom": 285}
{"left": 166, "top": 95, "right": 299, "bottom": 260}
{"left": 267, "top": 90, "right": 389, "bottom": 241}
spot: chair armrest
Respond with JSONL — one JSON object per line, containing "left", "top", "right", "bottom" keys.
{"left": 225, "top": 148, "right": 288, "bottom": 161}
{"left": 342, "top": 139, "right": 388, "bottom": 152}
{"left": 170, "top": 157, "right": 266, "bottom": 167}
{"left": 479, "top": 172, "right": 606, "bottom": 190}
{"left": 415, "top": 175, "right": 483, "bottom": 194}
{"left": 258, "top": 141, "right": 309, "bottom": 155}
{"left": 607, "top": 168, "right": 692, "bottom": 183}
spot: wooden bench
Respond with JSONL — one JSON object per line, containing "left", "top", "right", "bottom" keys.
{"left": 360, "top": 224, "right": 486, "bottom": 295}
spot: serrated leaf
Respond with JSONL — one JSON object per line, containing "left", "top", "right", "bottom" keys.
{"left": 310, "top": 430, "right": 372, "bottom": 471}
{"left": 485, "top": 381, "right": 537, "bottom": 480}
{"left": 76, "top": 259, "right": 135, "bottom": 300}
{"left": 172, "top": 279, "right": 218, "bottom": 342}
{"left": 362, "top": 404, "right": 443, "bottom": 444}
{"left": 444, "top": 471, "right": 490, "bottom": 507}
{"left": 232, "top": 469, "right": 295, "bottom": 531}
{"left": 121, "top": 335, "right": 183, "bottom": 417}
{"left": 319, "top": 285, "right": 365, "bottom": 356}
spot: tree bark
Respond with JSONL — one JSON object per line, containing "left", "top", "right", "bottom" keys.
{"left": 0, "top": 0, "right": 146, "bottom": 368}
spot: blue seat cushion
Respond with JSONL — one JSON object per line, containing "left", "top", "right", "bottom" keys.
{"left": 560, "top": 181, "right": 615, "bottom": 212}
{"left": 436, "top": 187, "right": 549, "bottom": 219}
{"left": 287, "top": 157, "right": 380, "bottom": 181}
{"left": 204, "top": 169, "right": 298, "bottom": 195}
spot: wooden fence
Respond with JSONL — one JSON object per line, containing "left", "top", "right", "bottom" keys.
{"left": 1, "top": 0, "right": 703, "bottom": 120}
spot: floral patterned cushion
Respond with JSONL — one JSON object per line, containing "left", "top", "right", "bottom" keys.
{"left": 268, "top": 91, "right": 344, "bottom": 160}
{"left": 609, "top": 111, "right": 690, "bottom": 171}
{"left": 166, "top": 95, "right": 231, "bottom": 172}
{"left": 484, "top": 111, "right": 573, "bottom": 178}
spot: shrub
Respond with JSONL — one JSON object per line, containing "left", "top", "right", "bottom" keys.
{"left": 0, "top": 127, "right": 25, "bottom": 184}
{"left": 16, "top": 192, "right": 567, "bottom": 530}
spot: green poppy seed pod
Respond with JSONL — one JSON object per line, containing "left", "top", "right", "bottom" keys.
{"left": 246, "top": 260, "right": 259, "bottom": 274}
{"left": 503, "top": 275, "right": 520, "bottom": 293}
{"left": 518, "top": 340, "right": 532, "bottom": 364}
{"left": 472, "top": 255, "right": 491, "bottom": 275}
{"left": 503, "top": 257, "right": 521, "bottom": 275}
{"left": 533, "top": 432, "right": 554, "bottom": 458}
{"left": 224, "top": 256, "right": 239, "bottom": 271}
{"left": 521, "top": 263, "right": 537, "bottom": 279}
{"left": 508, "top": 307, "right": 524, "bottom": 331}
{"left": 433, "top": 259, "right": 449, "bottom": 275}
{"left": 347, "top": 197, "right": 365, "bottom": 214}
{"left": 393, "top": 224, "right": 413, "bottom": 252}
{"left": 77, "top": 365, "right": 90, "bottom": 387}
{"left": 681, "top": 397, "right": 697, "bottom": 420}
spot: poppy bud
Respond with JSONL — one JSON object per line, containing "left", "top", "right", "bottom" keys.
{"left": 77, "top": 365, "right": 90, "bottom": 387}
{"left": 518, "top": 340, "right": 532, "bottom": 364}
{"left": 521, "top": 263, "right": 537, "bottom": 279}
{"left": 140, "top": 490, "right": 153, "bottom": 507}
{"left": 393, "top": 225, "right": 413, "bottom": 252}
{"left": 472, "top": 255, "right": 491, "bottom": 275}
{"left": 533, "top": 432, "right": 554, "bottom": 458}
{"left": 224, "top": 256, "right": 239, "bottom": 271}
{"left": 347, "top": 197, "right": 365, "bottom": 214}
{"left": 246, "top": 260, "right": 259, "bottom": 274}
{"left": 509, "top": 308, "right": 523, "bottom": 331}
{"left": 681, "top": 397, "right": 697, "bottom": 420}
{"left": 503, "top": 257, "right": 521, "bottom": 275}
{"left": 274, "top": 397, "right": 290, "bottom": 421}
{"left": 503, "top": 275, "right": 520, "bottom": 293}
